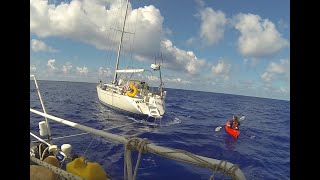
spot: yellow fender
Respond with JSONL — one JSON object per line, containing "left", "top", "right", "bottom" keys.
{"left": 126, "top": 84, "right": 137, "bottom": 97}
{"left": 66, "top": 156, "right": 107, "bottom": 180}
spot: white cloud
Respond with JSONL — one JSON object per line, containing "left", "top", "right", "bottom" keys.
{"left": 243, "top": 58, "right": 249, "bottom": 64}
{"left": 30, "top": 0, "right": 163, "bottom": 57}
{"left": 62, "top": 62, "right": 73, "bottom": 74}
{"left": 98, "top": 67, "right": 112, "bottom": 77}
{"left": 165, "top": 77, "right": 191, "bottom": 84}
{"left": 261, "top": 59, "right": 290, "bottom": 82}
{"left": 234, "top": 13, "right": 289, "bottom": 58}
{"left": 146, "top": 76, "right": 159, "bottom": 81}
{"left": 47, "top": 59, "right": 58, "bottom": 72}
{"left": 277, "top": 19, "right": 289, "bottom": 31}
{"left": 76, "top": 66, "right": 89, "bottom": 76}
{"left": 211, "top": 60, "right": 231, "bottom": 80}
{"left": 31, "top": 39, "right": 58, "bottom": 52}
{"left": 261, "top": 83, "right": 290, "bottom": 99}
{"left": 31, "top": 0, "right": 210, "bottom": 77}
{"left": 198, "top": 7, "right": 227, "bottom": 46}
{"left": 239, "top": 80, "right": 256, "bottom": 90}
{"left": 163, "top": 27, "right": 172, "bottom": 36}
{"left": 277, "top": 86, "right": 289, "bottom": 93}
{"left": 186, "top": 37, "right": 196, "bottom": 45}
{"left": 261, "top": 72, "right": 272, "bottom": 82}
{"left": 30, "top": 65, "right": 37, "bottom": 72}
{"left": 161, "top": 39, "right": 206, "bottom": 75}
{"left": 195, "top": 0, "right": 205, "bottom": 8}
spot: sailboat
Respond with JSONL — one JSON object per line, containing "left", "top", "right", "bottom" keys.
{"left": 97, "top": 0, "right": 166, "bottom": 118}
{"left": 30, "top": 75, "right": 246, "bottom": 180}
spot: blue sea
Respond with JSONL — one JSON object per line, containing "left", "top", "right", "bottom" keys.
{"left": 30, "top": 80, "right": 290, "bottom": 180}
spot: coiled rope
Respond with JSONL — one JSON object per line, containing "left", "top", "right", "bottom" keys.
{"left": 209, "top": 160, "right": 240, "bottom": 180}
{"left": 124, "top": 137, "right": 149, "bottom": 180}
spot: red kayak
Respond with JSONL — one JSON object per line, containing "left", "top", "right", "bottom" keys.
{"left": 225, "top": 120, "right": 240, "bottom": 138}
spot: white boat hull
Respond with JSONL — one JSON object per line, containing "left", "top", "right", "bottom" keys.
{"left": 97, "top": 85, "right": 165, "bottom": 117}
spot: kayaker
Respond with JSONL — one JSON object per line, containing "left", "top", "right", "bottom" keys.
{"left": 229, "top": 115, "right": 240, "bottom": 130}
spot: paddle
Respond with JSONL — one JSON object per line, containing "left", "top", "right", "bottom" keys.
{"left": 215, "top": 116, "right": 246, "bottom": 132}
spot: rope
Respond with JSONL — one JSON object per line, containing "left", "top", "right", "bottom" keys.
{"left": 124, "top": 145, "right": 128, "bottom": 180}
{"left": 30, "top": 108, "right": 245, "bottom": 180}
{"left": 211, "top": 160, "right": 240, "bottom": 180}
{"left": 209, "top": 173, "right": 214, "bottom": 180}
{"left": 122, "top": 137, "right": 240, "bottom": 179}
{"left": 83, "top": 138, "right": 94, "bottom": 155}
{"left": 40, "top": 147, "right": 49, "bottom": 161}
{"left": 30, "top": 132, "right": 51, "bottom": 146}
{"left": 49, "top": 122, "right": 138, "bottom": 141}
{"left": 146, "top": 146, "right": 240, "bottom": 180}
{"left": 39, "top": 143, "right": 43, "bottom": 160}
{"left": 30, "top": 156, "right": 85, "bottom": 180}
{"left": 133, "top": 138, "right": 148, "bottom": 179}
{"left": 226, "top": 164, "right": 240, "bottom": 179}
{"left": 123, "top": 137, "right": 150, "bottom": 180}
{"left": 52, "top": 132, "right": 90, "bottom": 140}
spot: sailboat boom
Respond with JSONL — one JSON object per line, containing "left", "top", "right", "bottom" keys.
{"left": 116, "top": 69, "right": 145, "bottom": 73}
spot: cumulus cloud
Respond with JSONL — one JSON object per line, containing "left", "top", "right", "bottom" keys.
{"left": 30, "top": 65, "right": 37, "bottom": 72}
{"left": 163, "top": 27, "right": 172, "bottom": 36}
{"left": 30, "top": 0, "right": 163, "bottom": 57}
{"left": 160, "top": 39, "right": 206, "bottom": 75}
{"left": 76, "top": 66, "right": 89, "bottom": 76}
{"left": 261, "top": 59, "right": 290, "bottom": 82}
{"left": 146, "top": 76, "right": 159, "bottom": 81}
{"left": 195, "top": 0, "right": 205, "bottom": 8}
{"left": 165, "top": 77, "right": 191, "bottom": 84}
{"left": 234, "top": 13, "right": 289, "bottom": 58}
{"left": 31, "top": 39, "right": 58, "bottom": 52}
{"left": 198, "top": 7, "right": 227, "bottom": 46}
{"left": 188, "top": 3, "right": 227, "bottom": 47}
{"left": 47, "top": 59, "right": 58, "bottom": 72}
{"left": 98, "top": 67, "right": 112, "bottom": 77}
{"left": 186, "top": 37, "right": 196, "bottom": 46}
{"left": 277, "top": 19, "right": 289, "bottom": 31}
{"left": 211, "top": 60, "right": 231, "bottom": 80}
{"left": 31, "top": 0, "right": 211, "bottom": 77}
{"left": 62, "top": 62, "right": 73, "bottom": 74}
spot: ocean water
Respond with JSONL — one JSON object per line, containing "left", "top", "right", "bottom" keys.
{"left": 30, "top": 80, "right": 290, "bottom": 180}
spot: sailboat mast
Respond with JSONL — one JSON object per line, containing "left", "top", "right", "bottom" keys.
{"left": 159, "top": 53, "right": 164, "bottom": 97}
{"left": 113, "top": 0, "right": 130, "bottom": 84}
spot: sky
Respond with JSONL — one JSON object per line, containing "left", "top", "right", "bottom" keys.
{"left": 30, "top": 0, "right": 290, "bottom": 101}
